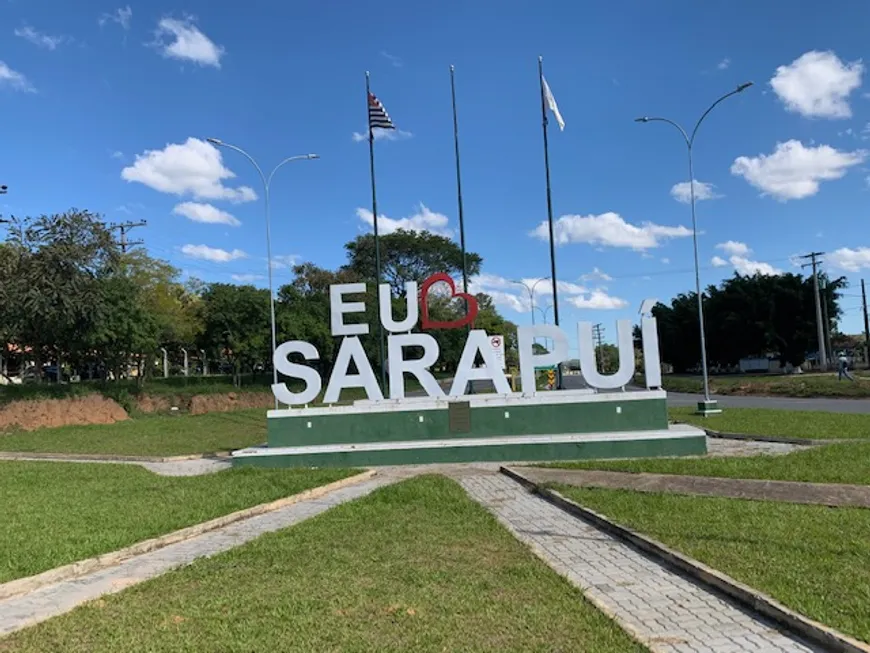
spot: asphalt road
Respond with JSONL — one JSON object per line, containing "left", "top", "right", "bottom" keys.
{"left": 467, "top": 375, "right": 870, "bottom": 414}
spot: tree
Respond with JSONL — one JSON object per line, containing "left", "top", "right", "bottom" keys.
{"left": 2, "top": 209, "right": 120, "bottom": 376}
{"left": 342, "top": 229, "right": 482, "bottom": 296}
{"left": 653, "top": 271, "right": 846, "bottom": 371}
{"left": 197, "top": 284, "right": 270, "bottom": 385}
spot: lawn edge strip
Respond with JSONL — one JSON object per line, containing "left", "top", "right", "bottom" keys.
{"left": 0, "top": 468, "right": 376, "bottom": 602}
{"left": 672, "top": 422, "right": 867, "bottom": 446}
{"left": 499, "top": 465, "right": 870, "bottom": 653}
{"left": 0, "top": 451, "right": 234, "bottom": 463}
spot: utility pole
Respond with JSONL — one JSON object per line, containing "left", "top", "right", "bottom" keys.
{"left": 592, "top": 323, "right": 605, "bottom": 371}
{"left": 800, "top": 252, "right": 827, "bottom": 371}
{"left": 820, "top": 276, "right": 833, "bottom": 363}
{"left": 109, "top": 220, "right": 147, "bottom": 254}
{"left": 862, "top": 279, "right": 870, "bottom": 369}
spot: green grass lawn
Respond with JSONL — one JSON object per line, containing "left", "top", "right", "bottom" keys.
{"left": 656, "top": 372, "right": 870, "bottom": 397}
{"left": 541, "top": 440, "right": 870, "bottom": 485}
{"left": 0, "top": 476, "right": 643, "bottom": 653}
{"left": 0, "top": 461, "right": 358, "bottom": 583}
{"left": 554, "top": 486, "right": 870, "bottom": 644}
{"left": 671, "top": 405, "right": 870, "bottom": 440}
{"left": 0, "top": 409, "right": 268, "bottom": 456}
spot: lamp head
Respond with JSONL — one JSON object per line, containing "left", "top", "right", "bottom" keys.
{"left": 634, "top": 116, "right": 650, "bottom": 123}
{"left": 736, "top": 82, "right": 753, "bottom": 93}
{"left": 307, "top": 154, "right": 320, "bottom": 160}
{"left": 206, "top": 137, "right": 223, "bottom": 146}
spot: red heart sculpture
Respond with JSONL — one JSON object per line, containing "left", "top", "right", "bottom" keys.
{"left": 419, "top": 273, "right": 479, "bottom": 330}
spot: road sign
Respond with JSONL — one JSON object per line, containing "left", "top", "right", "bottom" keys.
{"left": 546, "top": 369, "right": 556, "bottom": 389}
{"left": 490, "top": 335, "right": 506, "bottom": 370}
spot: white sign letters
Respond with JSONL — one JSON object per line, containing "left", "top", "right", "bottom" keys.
{"left": 271, "top": 281, "right": 663, "bottom": 406}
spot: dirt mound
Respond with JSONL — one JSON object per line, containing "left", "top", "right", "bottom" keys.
{"left": 189, "top": 392, "right": 274, "bottom": 415}
{"left": 0, "top": 395, "right": 129, "bottom": 432}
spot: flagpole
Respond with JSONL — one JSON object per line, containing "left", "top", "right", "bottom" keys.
{"left": 450, "top": 64, "right": 474, "bottom": 396}
{"left": 365, "top": 70, "right": 387, "bottom": 390}
{"left": 450, "top": 65, "right": 470, "bottom": 304}
{"left": 538, "top": 55, "right": 562, "bottom": 389}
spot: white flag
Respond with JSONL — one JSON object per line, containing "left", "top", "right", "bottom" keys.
{"left": 542, "top": 75, "right": 565, "bottom": 131}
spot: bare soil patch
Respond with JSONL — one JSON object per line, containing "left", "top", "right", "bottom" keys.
{"left": 0, "top": 395, "right": 129, "bottom": 432}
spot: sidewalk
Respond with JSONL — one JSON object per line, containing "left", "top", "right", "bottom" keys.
{"left": 460, "top": 473, "right": 820, "bottom": 653}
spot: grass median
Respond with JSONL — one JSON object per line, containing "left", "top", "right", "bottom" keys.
{"left": 1, "top": 476, "right": 644, "bottom": 653}
{"left": 671, "top": 405, "right": 870, "bottom": 440}
{"left": 554, "top": 486, "right": 870, "bottom": 644}
{"left": 542, "top": 440, "right": 870, "bottom": 485}
{"left": 658, "top": 372, "right": 870, "bottom": 398}
{"left": 0, "top": 461, "right": 358, "bottom": 583}
{"left": 0, "top": 409, "right": 267, "bottom": 456}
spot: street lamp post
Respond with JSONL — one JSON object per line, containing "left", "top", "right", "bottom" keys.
{"left": 635, "top": 82, "right": 752, "bottom": 416}
{"left": 207, "top": 138, "right": 319, "bottom": 410}
{"left": 512, "top": 278, "right": 551, "bottom": 326}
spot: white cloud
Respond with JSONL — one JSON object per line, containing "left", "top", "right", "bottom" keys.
{"left": 380, "top": 51, "right": 402, "bottom": 68}
{"left": 173, "top": 201, "right": 240, "bottom": 226}
{"left": 670, "top": 180, "right": 721, "bottom": 203}
{"left": 0, "top": 61, "right": 35, "bottom": 92}
{"left": 567, "top": 291, "right": 629, "bottom": 310}
{"left": 181, "top": 244, "right": 247, "bottom": 262}
{"left": 531, "top": 212, "right": 692, "bottom": 251}
{"left": 153, "top": 17, "right": 224, "bottom": 68}
{"left": 581, "top": 267, "right": 613, "bottom": 282}
{"left": 231, "top": 273, "right": 263, "bottom": 283}
{"left": 14, "top": 25, "right": 68, "bottom": 50}
{"left": 716, "top": 240, "right": 750, "bottom": 257}
{"left": 770, "top": 50, "right": 863, "bottom": 119}
{"left": 121, "top": 138, "right": 257, "bottom": 203}
{"left": 469, "top": 273, "right": 626, "bottom": 313}
{"left": 351, "top": 128, "right": 413, "bottom": 143}
{"left": 661, "top": 257, "right": 670, "bottom": 264}
{"left": 730, "top": 257, "right": 782, "bottom": 276}
{"left": 99, "top": 6, "right": 132, "bottom": 30}
{"left": 828, "top": 247, "right": 870, "bottom": 272}
{"left": 717, "top": 58, "right": 730, "bottom": 70}
{"left": 356, "top": 203, "right": 451, "bottom": 237}
{"left": 712, "top": 242, "right": 781, "bottom": 276}
{"left": 271, "top": 255, "right": 299, "bottom": 269}
{"left": 111, "top": 150, "right": 125, "bottom": 160}
{"left": 731, "top": 140, "right": 865, "bottom": 200}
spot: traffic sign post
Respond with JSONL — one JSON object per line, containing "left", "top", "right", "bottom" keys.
{"left": 489, "top": 335, "right": 506, "bottom": 370}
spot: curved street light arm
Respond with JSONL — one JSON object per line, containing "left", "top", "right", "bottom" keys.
{"left": 267, "top": 154, "right": 319, "bottom": 188}
{"left": 212, "top": 141, "right": 269, "bottom": 192}
{"left": 638, "top": 117, "right": 690, "bottom": 148}
{"left": 689, "top": 84, "right": 750, "bottom": 146}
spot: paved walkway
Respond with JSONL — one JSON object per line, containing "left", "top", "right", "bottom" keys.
{"left": 0, "top": 472, "right": 398, "bottom": 637}
{"left": 460, "top": 473, "right": 820, "bottom": 653}
{"left": 667, "top": 391, "right": 870, "bottom": 414}
{"left": 517, "top": 467, "right": 870, "bottom": 508}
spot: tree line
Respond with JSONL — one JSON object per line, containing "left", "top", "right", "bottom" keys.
{"left": 651, "top": 271, "right": 846, "bottom": 373}
{"left": 0, "top": 209, "right": 518, "bottom": 385}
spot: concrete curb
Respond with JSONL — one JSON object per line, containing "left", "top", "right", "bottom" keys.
{"left": 0, "top": 469, "right": 376, "bottom": 602}
{"left": 500, "top": 465, "right": 870, "bottom": 653}
{"left": 0, "top": 451, "right": 233, "bottom": 463}
{"left": 701, "top": 428, "right": 870, "bottom": 446}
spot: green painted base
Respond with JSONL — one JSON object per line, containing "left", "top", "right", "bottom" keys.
{"left": 231, "top": 426, "right": 708, "bottom": 469}
{"left": 696, "top": 400, "right": 723, "bottom": 416}
{"left": 267, "top": 391, "right": 669, "bottom": 448}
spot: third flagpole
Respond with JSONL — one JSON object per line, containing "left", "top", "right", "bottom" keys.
{"left": 450, "top": 64, "right": 474, "bottom": 395}
{"left": 365, "top": 70, "right": 387, "bottom": 390}
{"left": 538, "top": 55, "right": 562, "bottom": 388}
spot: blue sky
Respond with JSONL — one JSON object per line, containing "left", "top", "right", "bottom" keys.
{"left": 2, "top": 0, "right": 870, "bottom": 349}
